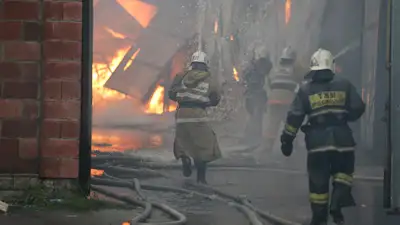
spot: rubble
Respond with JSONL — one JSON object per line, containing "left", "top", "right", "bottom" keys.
{"left": 0, "top": 200, "right": 8, "bottom": 213}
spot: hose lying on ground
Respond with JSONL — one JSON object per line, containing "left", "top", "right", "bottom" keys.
{"left": 91, "top": 185, "right": 152, "bottom": 224}
{"left": 92, "top": 163, "right": 301, "bottom": 225}
{"left": 93, "top": 155, "right": 383, "bottom": 182}
{"left": 91, "top": 179, "right": 187, "bottom": 225}
{"left": 92, "top": 176, "right": 264, "bottom": 225}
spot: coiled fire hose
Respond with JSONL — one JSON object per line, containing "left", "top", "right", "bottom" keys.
{"left": 92, "top": 154, "right": 383, "bottom": 182}
{"left": 91, "top": 155, "right": 304, "bottom": 225}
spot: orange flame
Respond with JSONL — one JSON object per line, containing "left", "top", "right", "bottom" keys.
{"left": 92, "top": 47, "right": 133, "bottom": 107}
{"left": 91, "top": 169, "right": 104, "bottom": 177}
{"left": 285, "top": 0, "right": 292, "bottom": 24}
{"left": 117, "top": 0, "right": 158, "bottom": 28}
{"left": 104, "top": 27, "right": 127, "bottom": 39}
{"left": 233, "top": 67, "right": 239, "bottom": 81}
{"left": 124, "top": 48, "right": 141, "bottom": 71}
{"left": 230, "top": 35, "right": 234, "bottom": 41}
{"left": 145, "top": 85, "right": 177, "bottom": 114}
{"left": 214, "top": 19, "right": 218, "bottom": 34}
{"left": 145, "top": 85, "right": 165, "bottom": 114}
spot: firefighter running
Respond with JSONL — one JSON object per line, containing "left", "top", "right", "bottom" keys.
{"left": 279, "top": 49, "right": 365, "bottom": 225}
{"left": 263, "top": 46, "right": 307, "bottom": 153}
{"left": 243, "top": 54, "right": 273, "bottom": 145}
{"left": 168, "top": 51, "right": 222, "bottom": 184}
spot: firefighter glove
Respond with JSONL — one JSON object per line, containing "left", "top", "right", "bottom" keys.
{"left": 280, "top": 134, "right": 294, "bottom": 157}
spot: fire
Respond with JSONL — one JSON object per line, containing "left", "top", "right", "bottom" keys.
{"left": 92, "top": 47, "right": 132, "bottom": 106}
{"left": 124, "top": 48, "right": 141, "bottom": 71}
{"left": 145, "top": 85, "right": 177, "bottom": 114}
{"left": 285, "top": 0, "right": 292, "bottom": 24}
{"left": 104, "top": 27, "right": 127, "bottom": 39}
{"left": 145, "top": 85, "right": 165, "bottom": 114}
{"left": 91, "top": 169, "right": 104, "bottom": 177}
{"left": 116, "top": 0, "right": 158, "bottom": 28}
{"left": 214, "top": 19, "right": 218, "bottom": 34}
{"left": 233, "top": 67, "right": 239, "bottom": 81}
{"left": 230, "top": 35, "right": 234, "bottom": 41}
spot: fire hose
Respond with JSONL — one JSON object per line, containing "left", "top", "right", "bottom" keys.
{"left": 92, "top": 154, "right": 383, "bottom": 182}
{"left": 91, "top": 156, "right": 303, "bottom": 225}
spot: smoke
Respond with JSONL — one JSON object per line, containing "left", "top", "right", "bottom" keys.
{"left": 92, "top": 0, "right": 375, "bottom": 165}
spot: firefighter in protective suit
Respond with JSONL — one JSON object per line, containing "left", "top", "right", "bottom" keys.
{"left": 263, "top": 46, "right": 305, "bottom": 152}
{"left": 280, "top": 49, "right": 365, "bottom": 225}
{"left": 243, "top": 54, "right": 272, "bottom": 145}
{"left": 168, "top": 51, "right": 222, "bottom": 184}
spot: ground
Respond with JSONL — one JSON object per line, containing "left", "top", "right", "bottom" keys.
{"left": 1, "top": 151, "right": 399, "bottom": 225}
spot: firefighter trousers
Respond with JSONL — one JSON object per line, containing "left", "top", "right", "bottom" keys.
{"left": 307, "top": 151, "right": 356, "bottom": 222}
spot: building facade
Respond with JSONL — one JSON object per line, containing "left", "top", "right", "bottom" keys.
{"left": 0, "top": 0, "right": 91, "bottom": 190}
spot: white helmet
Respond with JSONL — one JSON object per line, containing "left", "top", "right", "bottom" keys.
{"left": 310, "top": 48, "right": 335, "bottom": 71}
{"left": 280, "top": 46, "right": 296, "bottom": 60}
{"left": 191, "top": 51, "right": 209, "bottom": 66}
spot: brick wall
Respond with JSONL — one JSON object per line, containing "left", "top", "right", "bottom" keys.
{"left": 0, "top": 0, "right": 83, "bottom": 178}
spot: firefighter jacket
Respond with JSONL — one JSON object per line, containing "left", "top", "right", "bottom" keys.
{"left": 281, "top": 70, "right": 365, "bottom": 153}
{"left": 268, "top": 63, "right": 298, "bottom": 92}
{"left": 168, "top": 69, "right": 221, "bottom": 123}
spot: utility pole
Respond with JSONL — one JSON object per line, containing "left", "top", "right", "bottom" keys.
{"left": 388, "top": 0, "right": 400, "bottom": 214}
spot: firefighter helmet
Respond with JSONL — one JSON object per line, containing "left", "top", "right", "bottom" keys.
{"left": 310, "top": 48, "right": 335, "bottom": 71}
{"left": 280, "top": 46, "right": 296, "bottom": 61}
{"left": 191, "top": 51, "right": 209, "bottom": 66}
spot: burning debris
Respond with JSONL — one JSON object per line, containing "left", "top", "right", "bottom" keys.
{"left": 285, "top": 0, "right": 292, "bottom": 24}
{"left": 233, "top": 67, "right": 240, "bottom": 81}
{"left": 91, "top": 169, "right": 105, "bottom": 177}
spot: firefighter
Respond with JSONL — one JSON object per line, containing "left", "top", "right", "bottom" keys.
{"left": 168, "top": 50, "right": 222, "bottom": 184}
{"left": 279, "top": 48, "right": 365, "bottom": 225}
{"left": 243, "top": 54, "right": 272, "bottom": 145}
{"left": 263, "top": 46, "right": 305, "bottom": 153}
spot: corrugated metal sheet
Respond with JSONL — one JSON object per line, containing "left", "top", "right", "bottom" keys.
{"left": 104, "top": 0, "right": 198, "bottom": 99}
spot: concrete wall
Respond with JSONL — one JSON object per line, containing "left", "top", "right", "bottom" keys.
{"left": 0, "top": 0, "right": 83, "bottom": 179}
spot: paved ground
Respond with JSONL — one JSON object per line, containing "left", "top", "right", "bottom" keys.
{"left": 1, "top": 144, "right": 399, "bottom": 225}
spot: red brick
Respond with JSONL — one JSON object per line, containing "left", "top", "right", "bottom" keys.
{"left": 43, "top": 1, "right": 63, "bottom": 21}
{"left": 23, "top": 22, "right": 41, "bottom": 41}
{"left": 11, "top": 159, "right": 37, "bottom": 174}
{"left": 40, "top": 158, "right": 78, "bottom": 178}
{"left": 44, "top": 61, "right": 81, "bottom": 80}
{"left": 0, "top": 99, "right": 23, "bottom": 118}
{"left": 3, "top": 1, "right": 40, "bottom": 20}
{"left": 43, "top": 41, "right": 81, "bottom": 60}
{"left": 3, "top": 81, "right": 38, "bottom": 99}
{"left": 63, "top": 2, "right": 82, "bottom": 21}
{"left": 22, "top": 100, "right": 39, "bottom": 119}
{"left": 1, "top": 119, "right": 37, "bottom": 138}
{"left": 61, "top": 121, "right": 80, "bottom": 138}
{"left": 0, "top": 21, "right": 22, "bottom": 40}
{"left": 0, "top": 62, "right": 21, "bottom": 80}
{"left": 0, "top": 62, "right": 39, "bottom": 81}
{"left": 0, "top": 138, "right": 19, "bottom": 172}
{"left": 41, "top": 139, "right": 79, "bottom": 158}
{"left": 4, "top": 41, "right": 40, "bottom": 61}
{"left": 19, "top": 138, "right": 38, "bottom": 160}
{"left": 62, "top": 81, "right": 81, "bottom": 100}
{"left": 43, "top": 81, "right": 62, "bottom": 99}
{"left": 44, "top": 22, "right": 82, "bottom": 41}
{"left": 44, "top": 101, "right": 80, "bottom": 119}
{"left": 20, "top": 63, "right": 40, "bottom": 81}
{"left": 59, "top": 158, "right": 79, "bottom": 178}
{"left": 41, "top": 120, "right": 61, "bottom": 138}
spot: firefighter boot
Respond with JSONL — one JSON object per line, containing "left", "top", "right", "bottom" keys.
{"left": 180, "top": 156, "right": 192, "bottom": 177}
{"left": 330, "top": 209, "right": 345, "bottom": 225}
{"left": 310, "top": 204, "right": 328, "bottom": 225}
{"left": 195, "top": 160, "right": 207, "bottom": 184}
{"left": 309, "top": 219, "right": 327, "bottom": 225}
